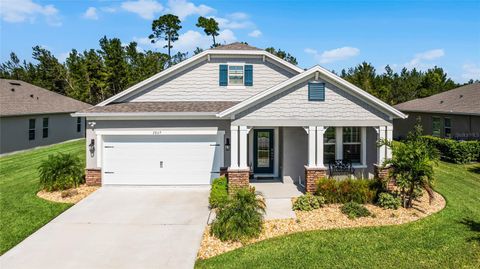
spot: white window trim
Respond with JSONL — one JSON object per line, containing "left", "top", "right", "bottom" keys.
{"left": 227, "top": 63, "right": 245, "bottom": 87}
{"left": 327, "top": 127, "right": 366, "bottom": 166}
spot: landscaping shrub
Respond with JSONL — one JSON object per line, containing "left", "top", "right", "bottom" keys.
{"left": 421, "top": 136, "right": 480, "bottom": 164}
{"left": 209, "top": 176, "right": 228, "bottom": 208}
{"left": 292, "top": 193, "right": 325, "bottom": 211}
{"left": 377, "top": 192, "right": 401, "bottom": 209}
{"left": 211, "top": 187, "right": 266, "bottom": 242}
{"left": 315, "top": 177, "right": 379, "bottom": 204}
{"left": 38, "top": 153, "right": 84, "bottom": 191}
{"left": 341, "top": 202, "right": 371, "bottom": 219}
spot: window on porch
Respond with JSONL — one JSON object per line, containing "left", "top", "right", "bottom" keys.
{"left": 323, "top": 127, "right": 336, "bottom": 164}
{"left": 320, "top": 127, "right": 365, "bottom": 166}
{"left": 343, "top": 127, "right": 361, "bottom": 164}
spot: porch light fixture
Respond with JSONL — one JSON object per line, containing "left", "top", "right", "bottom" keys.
{"left": 225, "top": 138, "right": 230, "bottom": 151}
{"left": 89, "top": 139, "right": 95, "bottom": 157}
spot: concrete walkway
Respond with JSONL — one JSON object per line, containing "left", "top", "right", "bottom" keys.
{"left": 251, "top": 178, "right": 304, "bottom": 220}
{"left": 0, "top": 186, "right": 210, "bottom": 269}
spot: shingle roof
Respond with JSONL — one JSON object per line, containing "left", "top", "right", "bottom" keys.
{"left": 394, "top": 83, "right": 480, "bottom": 115}
{"left": 0, "top": 79, "right": 91, "bottom": 117}
{"left": 77, "top": 101, "right": 239, "bottom": 114}
{"left": 211, "top": 42, "right": 261, "bottom": 51}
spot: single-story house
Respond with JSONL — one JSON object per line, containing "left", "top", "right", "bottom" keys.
{"left": 0, "top": 79, "right": 90, "bottom": 155}
{"left": 73, "top": 43, "right": 407, "bottom": 192}
{"left": 393, "top": 83, "right": 480, "bottom": 140}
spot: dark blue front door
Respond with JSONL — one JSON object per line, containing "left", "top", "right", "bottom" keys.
{"left": 253, "top": 129, "right": 274, "bottom": 174}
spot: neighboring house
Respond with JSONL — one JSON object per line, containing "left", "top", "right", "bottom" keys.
{"left": 0, "top": 79, "right": 90, "bottom": 154}
{"left": 73, "top": 43, "right": 406, "bottom": 192}
{"left": 393, "top": 83, "right": 480, "bottom": 140}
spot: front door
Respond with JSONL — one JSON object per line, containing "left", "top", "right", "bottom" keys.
{"left": 253, "top": 129, "right": 274, "bottom": 174}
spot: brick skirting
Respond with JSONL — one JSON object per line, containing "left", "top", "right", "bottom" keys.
{"left": 227, "top": 168, "right": 250, "bottom": 193}
{"left": 85, "top": 168, "right": 101, "bottom": 186}
{"left": 374, "top": 164, "right": 396, "bottom": 191}
{"left": 304, "top": 166, "right": 327, "bottom": 193}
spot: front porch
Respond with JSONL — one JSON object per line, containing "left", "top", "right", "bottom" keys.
{"left": 226, "top": 125, "right": 393, "bottom": 193}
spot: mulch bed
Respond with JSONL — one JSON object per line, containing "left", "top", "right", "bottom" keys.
{"left": 37, "top": 184, "right": 99, "bottom": 204}
{"left": 197, "top": 191, "right": 446, "bottom": 260}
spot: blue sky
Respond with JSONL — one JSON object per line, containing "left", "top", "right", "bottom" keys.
{"left": 1, "top": 0, "right": 479, "bottom": 82}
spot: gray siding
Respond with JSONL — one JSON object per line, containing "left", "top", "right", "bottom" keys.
{"left": 234, "top": 79, "right": 391, "bottom": 126}
{"left": 124, "top": 57, "right": 295, "bottom": 102}
{"left": 86, "top": 119, "right": 231, "bottom": 169}
{"left": 0, "top": 114, "right": 85, "bottom": 154}
{"left": 282, "top": 127, "right": 308, "bottom": 182}
{"left": 393, "top": 112, "right": 480, "bottom": 139}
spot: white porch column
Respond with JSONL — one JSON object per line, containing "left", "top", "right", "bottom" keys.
{"left": 316, "top": 126, "right": 326, "bottom": 167}
{"left": 239, "top": 126, "right": 249, "bottom": 169}
{"left": 386, "top": 125, "right": 393, "bottom": 160}
{"left": 361, "top": 127, "right": 367, "bottom": 166}
{"left": 230, "top": 125, "right": 239, "bottom": 168}
{"left": 335, "top": 127, "right": 343, "bottom": 160}
{"left": 377, "top": 126, "right": 386, "bottom": 165}
{"left": 307, "top": 126, "right": 316, "bottom": 167}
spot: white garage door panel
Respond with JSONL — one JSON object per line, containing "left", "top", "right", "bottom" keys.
{"left": 102, "top": 134, "right": 223, "bottom": 185}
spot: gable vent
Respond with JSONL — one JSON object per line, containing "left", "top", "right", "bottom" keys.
{"left": 308, "top": 82, "right": 325, "bottom": 101}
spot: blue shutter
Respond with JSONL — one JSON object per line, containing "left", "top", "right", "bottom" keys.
{"left": 244, "top": 64, "right": 253, "bottom": 86}
{"left": 219, "top": 64, "right": 228, "bottom": 86}
{"left": 308, "top": 82, "right": 325, "bottom": 101}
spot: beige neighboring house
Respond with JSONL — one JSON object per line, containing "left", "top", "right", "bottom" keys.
{"left": 0, "top": 79, "right": 90, "bottom": 155}
{"left": 73, "top": 43, "right": 407, "bottom": 192}
{"left": 393, "top": 83, "right": 480, "bottom": 140}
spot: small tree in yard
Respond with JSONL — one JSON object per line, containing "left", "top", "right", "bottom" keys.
{"left": 211, "top": 187, "right": 265, "bottom": 242}
{"left": 381, "top": 124, "right": 439, "bottom": 208}
{"left": 38, "top": 153, "right": 84, "bottom": 191}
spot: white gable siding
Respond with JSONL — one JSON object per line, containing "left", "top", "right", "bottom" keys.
{"left": 124, "top": 57, "right": 295, "bottom": 102}
{"left": 234, "top": 79, "right": 391, "bottom": 126}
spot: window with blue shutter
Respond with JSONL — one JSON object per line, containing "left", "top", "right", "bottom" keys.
{"left": 244, "top": 64, "right": 253, "bottom": 86}
{"left": 219, "top": 64, "right": 228, "bottom": 86}
{"left": 308, "top": 82, "right": 325, "bottom": 101}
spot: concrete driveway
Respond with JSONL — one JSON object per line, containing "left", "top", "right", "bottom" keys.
{"left": 0, "top": 186, "right": 210, "bottom": 269}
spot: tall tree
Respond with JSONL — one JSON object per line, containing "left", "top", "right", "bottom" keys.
{"left": 31, "top": 46, "right": 68, "bottom": 94}
{"left": 98, "top": 36, "right": 129, "bottom": 97}
{"left": 149, "top": 14, "right": 182, "bottom": 63}
{"left": 265, "top": 47, "right": 298, "bottom": 65}
{"left": 196, "top": 16, "right": 219, "bottom": 47}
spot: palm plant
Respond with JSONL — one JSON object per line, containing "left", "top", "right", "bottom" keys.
{"left": 211, "top": 187, "right": 266, "bottom": 242}
{"left": 381, "top": 138, "right": 439, "bottom": 208}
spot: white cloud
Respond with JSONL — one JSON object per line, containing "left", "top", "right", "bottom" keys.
{"left": 0, "top": 0, "right": 60, "bottom": 25}
{"left": 305, "top": 46, "right": 360, "bottom": 64}
{"left": 228, "top": 12, "right": 248, "bottom": 20}
{"left": 121, "top": 0, "right": 163, "bottom": 19}
{"left": 461, "top": 63, "right": 480, "bottom": 80}
{"left": 405, "top": 49, "right": 445, "bottom": 69}
{"left": 134, "top": 29, "right": 236, "bottom": 53}
{"left": 212, "top": 12, "right": 254, "bottom": 30}
{"left": 83, "top": 7, "right": 99, "bottom": 20}
{"left": 166, "top": 0, "right": 215, "bottom": 20}
{"left": 248, "top": 30, "right": 262, "bottom": 38}
{"left": 101, "top": 7, "right": 117, "bottom": 13}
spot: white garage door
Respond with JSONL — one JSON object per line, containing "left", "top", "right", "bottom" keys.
{"left": 101, "top": 134, "right": 224, "bottom": 185}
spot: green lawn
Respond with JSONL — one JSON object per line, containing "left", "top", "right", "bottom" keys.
{"left": 0, "top": 139, "right": 85, "bottom": 254}
{"left": 196, "top": 162, "right": 480, "bottom": 268}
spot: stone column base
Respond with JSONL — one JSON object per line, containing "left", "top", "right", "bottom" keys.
{"left": 85, "top": 168, "right": 101, "bottom": 186}
{"left": 227, "top": 168, "right": 250, "bottom": 193}
{"left": 374, "top": 164, "right": 395, "bottom": 191}
{"left": 304, "top": 166, "right": 327, "bottom": 193}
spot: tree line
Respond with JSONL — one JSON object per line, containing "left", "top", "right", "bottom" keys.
{"left": 1, "top": 13, "right": 475, "bottom": 105}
